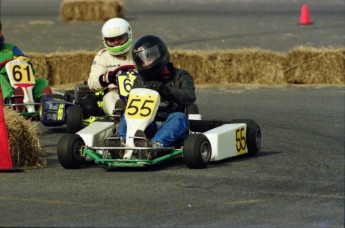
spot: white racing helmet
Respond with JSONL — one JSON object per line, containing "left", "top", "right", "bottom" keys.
{"left": 102, "top": 18, "right": 132, "bottom": 56}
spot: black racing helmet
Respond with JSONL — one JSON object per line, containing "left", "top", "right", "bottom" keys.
{"left": 132, "top": 35, "right": 170, "bottom": 80}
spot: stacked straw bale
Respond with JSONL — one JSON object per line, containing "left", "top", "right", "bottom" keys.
{"left": 27, "top": 52, "right": 49, "bottom": 80}
{"left": 284, "top": 46, "right": 345, "bottom": 84}
{"left": 44, "top": 52, "right": 95, "bottom": 85}
{"left": 171, "top": 49, "right": 286, "bottom": 85}
{"left": 4, "top": 109, "right": 46, "bottom": 168}
{"left": 60, "top": 0, "right": 125, "bottom": 22}
{"left": 27, "top": 47, "right": 345, "bottom": 86}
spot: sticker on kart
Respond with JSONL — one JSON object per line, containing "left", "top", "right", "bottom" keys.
{"left": 125, "top": 94, "right": 159, "bottom": 120}
{"left": 6, "top": 59, "right": 35, "bottom": 87}
{"left": 117, "top": 71, "right": 137, "bottom": 98}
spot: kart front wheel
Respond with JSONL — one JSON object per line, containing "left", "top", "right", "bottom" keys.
{"left": 57, "top": 134, "right": 85, "bottom": 169}
{"left": 66, "top": 106, "right": 83, "bottom": 133}
{"left": 183, "top": 134, "right": 211, "bottom": 169}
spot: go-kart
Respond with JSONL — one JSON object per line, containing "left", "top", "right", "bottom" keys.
{"left": 57, "top": 87, "right": 261, "bottom": 170}
{"left": 39, "top": 65, "right": 138, "bottom": 133}
{"left": 2, "top": 58, "right": 52, "bottom": 118}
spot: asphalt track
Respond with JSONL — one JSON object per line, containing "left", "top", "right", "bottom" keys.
{"left": 0, "top": 0, "right": 344, "bottom": 52}
{"left": 0, "top": 0, "right": 344, "bottom": 227}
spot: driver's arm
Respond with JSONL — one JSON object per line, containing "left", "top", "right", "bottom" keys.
{"left": 88, "top": 51, "right": 107, "bottom": 92}
{"left": 165, "top": 70, "right": 196, "bottom": 106}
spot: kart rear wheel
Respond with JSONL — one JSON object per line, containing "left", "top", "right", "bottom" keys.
{"left": 57, "top": 134, "right": 85, "bottom": 169}
{"left": 183, "top": 134, "right": 211, "bottom": 169}
{"left": 230, "top": 119, "right": 261, "bottom": 155}
{"left": 66, "top": 106, "right": 83, "bottom": 133}
{"left": 186, "top": 104, "right": 199, "bottom": 115}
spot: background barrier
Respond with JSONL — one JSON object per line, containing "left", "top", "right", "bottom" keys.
{"left": 28, "top": 47, "right": 345, "bottom": 87}
{"left": 59, "top": 0, "right": 125, "bottom": 21}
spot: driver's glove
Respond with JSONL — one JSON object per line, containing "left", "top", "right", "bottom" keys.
{"left": 99, "top": 71, "right": 118, "bottom": 87}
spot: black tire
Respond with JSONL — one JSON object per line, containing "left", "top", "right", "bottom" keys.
{"left": 57, "top": 134, "right": 85, "bottom": 169}
{"left": 66, "top": 105, "right": 83, "bottom": 133}
{"left": 183, "top": 134, "right": 211, "bottom": 169}
{"left": 186, "top": 104, "right": 199, "bottom": 115}
{"left": 39, "top": 94, "right": 66, "bottom": 126}
{"left": 229, "top": 119, "right": 261, "bottom": 155}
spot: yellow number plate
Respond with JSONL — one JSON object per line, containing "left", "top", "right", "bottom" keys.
{"left": 235, "top": 127, "right": 247, "bottom": 155}
{"left": 117, "top": 72, "right": 137, "bottom": 97}
{"left": 125, "top": 94, "right": 159, "bottom": 120}
{"left": 8, "top": 63, "right": 35, "bottom": 84}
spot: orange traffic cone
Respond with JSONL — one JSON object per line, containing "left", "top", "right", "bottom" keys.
{"left": 299, "top": 4, "right": 312, "bottom": 25}
{"left": 0, "top": 85, "right": 23, "bottom": 172}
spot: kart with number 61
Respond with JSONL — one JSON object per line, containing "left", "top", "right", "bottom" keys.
{"left": 2, "top": 58, "right": 52, "bottom": 118}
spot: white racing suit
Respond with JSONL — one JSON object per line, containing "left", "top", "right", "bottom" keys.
{"left": 88, "top": 49, "right": 133, "bottom": 115}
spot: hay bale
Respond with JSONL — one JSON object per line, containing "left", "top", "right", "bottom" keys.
{"left": 60, "top": 0, "right": 125, "bottom": 22}
{"left": 223, "top": 49, "right": 286, "bottom": 84}
{"left": 171, "top": 50, "right": 210, "bottom": 84}
{"left": 45, "top": 51, "right": 95, "bottom": 85}
{"left": 26, "top": 52, "right": 49, "bottom": 80}
{"left": 284, "top": 46, "right": 345, "bottom": 84}
{"left": 28, "top": 48, "right": 345, "bottom": 86}
{"left": 171, "top": 49, "right": 286, "bottom": 85}
{"left": 4, "top": 109, "right": 46, "bottom": 168}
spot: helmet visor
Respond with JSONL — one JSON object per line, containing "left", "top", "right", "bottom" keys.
{"left": 104, "top": 33, "right": 129, "bottom": 47}
{"left": 134, "top": 45, "right": 160, "bottom": 67}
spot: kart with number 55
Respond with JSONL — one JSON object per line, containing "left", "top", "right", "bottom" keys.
{"left": 57, "top": 87, "right": 262, "bottom": 170}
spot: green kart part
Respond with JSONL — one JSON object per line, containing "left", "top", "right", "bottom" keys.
{"left": 82, "top": 146, "right": 183, "bottom": 168}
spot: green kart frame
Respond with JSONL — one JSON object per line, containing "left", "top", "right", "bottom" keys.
{"left": 83, "top": 146, "right": 183, "bottom": 168}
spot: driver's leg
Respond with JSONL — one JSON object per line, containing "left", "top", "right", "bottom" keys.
{"left": 102, "top": 90, "right": 120, "bottom": 115}
{"left": 151, "top": 112, "right": 189, "bottom": 147}
{"left": 33, "top": 78, "right": 49, "bottom": 100}
{"left": 0, "top": 75, "right": 14, "bottom": 101}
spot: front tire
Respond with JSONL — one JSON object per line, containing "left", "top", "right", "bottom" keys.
{"left": 57, "top": 134, "right": 85, "bottom": 169}
{"left": 183, "top": 134, "right": 211, "bottom": 169}
{"left": 66, "top": 105, "right": 83, "bottom": 133}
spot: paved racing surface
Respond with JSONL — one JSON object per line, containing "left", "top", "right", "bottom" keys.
{"left": 1, "top": 0, "right": 344, "bottom": 52}
{"left": 0, "top": 0, "right": 344, "bottom": 227}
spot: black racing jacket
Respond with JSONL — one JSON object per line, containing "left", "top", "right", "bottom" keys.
{"left": 133, "top": 62, "right": 196, "bottom": 120}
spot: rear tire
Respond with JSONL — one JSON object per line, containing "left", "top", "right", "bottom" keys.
{"left": 57, "top": 134, "right": 85, "bottom": 169}
{"left": 66, "top": 105, "right": 83, "bottom": 133}
{"left": 186, "top": 104, "right": 199, "bottom": 115}
{"left": 230, "top": 119, "right": 261, "bottom": 155}
{"left": 183, "top": 134, "right": 211, "bottom": 169}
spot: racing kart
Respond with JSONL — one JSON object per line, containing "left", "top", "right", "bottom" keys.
{"left": 57, "top": 87, "right": 261, "bottom": 170}
{"left": 2, "top": 58, "right": 52, "bottom": 118}
{"left": 39, "top": 65, "right": 138, "bottom": 133}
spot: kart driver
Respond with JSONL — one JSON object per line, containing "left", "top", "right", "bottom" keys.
{"left": 0, "top": 21, "right": 49, "bottom": 102}
{"left": 117, "top": 35, "right": 196, "bottom": 152}
{"left": 88, "top": 18, "right": 134, "bottom": 115}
